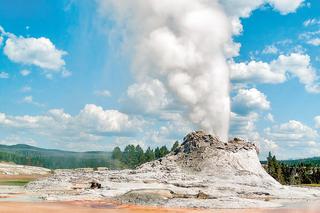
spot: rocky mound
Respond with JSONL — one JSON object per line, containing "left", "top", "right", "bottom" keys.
{"left": 179, "top": 131, "right": 257, "bottom": 154}
{"left": 173, "top": 131, "right": 260, "bottom": 173}
{"left": 139, "top": 131, "right": 277, "bottom": 186}
{"left": 25, "top": 131, "right": 320, "bottom": 209}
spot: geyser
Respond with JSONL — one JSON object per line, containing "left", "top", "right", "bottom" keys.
{"left": 100, "top": 0, "right": 234, "bottom": 141}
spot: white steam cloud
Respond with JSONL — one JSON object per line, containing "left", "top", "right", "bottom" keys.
{"left": 98, "top": 0, "right": 304, "bottom": 142}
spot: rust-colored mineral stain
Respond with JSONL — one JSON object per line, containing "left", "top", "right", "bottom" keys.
{"left": 0, "top": 202, "right": 319, "bottom": 213}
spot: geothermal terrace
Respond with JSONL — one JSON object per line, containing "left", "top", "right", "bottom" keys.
{"left": 21, "top": 131, "right": 320, "bottom": 209}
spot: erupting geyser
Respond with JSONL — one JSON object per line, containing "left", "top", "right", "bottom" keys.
{"left": 100, "top": 0, "right": 235, "bottom": 141}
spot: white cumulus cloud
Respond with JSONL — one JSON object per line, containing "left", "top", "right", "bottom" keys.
{"left": 230, "top": 53, "right": 320, "bottom": 93}
{"left": 0, "top": 104, "right": 145, "bottom": 150}
{"left": 4, "top": 36, "right": 66, "bottom": 71}
{"left": 229, "top": 112, "right": 260, "bottom": 143}
{"left": 263, "top": 139, "right": 279, "bottom": 151}
{"left": 265, "top": 120, "right": 318, "bottom": 144}
{"left": 263, "top": 120, "right": 320, "bottom": 159}
{"left": 126, "top": 79, "right": 171, "bottom": 114}
{"left": 232, "top": 88, "right": 270, "bottom": 115}
{"left": 220, "top": 0, "right": 304, "bottom": 18}
{"left": 268, "top": 0, "right": 304, "bottom": 15}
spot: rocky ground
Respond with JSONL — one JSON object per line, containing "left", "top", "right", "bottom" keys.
{"left": 0, "top": 162, "right": 51, "bottom": 202}
{"left": 25, "top": 131, "right": 320, "bottom": 209}
{"left": 0, "top": 162, "right": 51, "bottom": 176}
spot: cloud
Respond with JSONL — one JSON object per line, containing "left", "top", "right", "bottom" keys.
{"left": 77, "top": 104, "right": 142, "bottom": 134}
{"left": 299, "top": 30, "right": 320, "bottom": 47}
{"left": 0, "top": 135, "right": 37, "bottom": 146}
{"left": 0, "top": 72, "right": 9, "bottom": 79}
{"left": 229, "top": 112, "right": 260, "bottom": 143}
{"left": 307, "top": 141, "right": 317, "bottom": 147}
{"left": 20, "top": 86, "right": 32, "bottom": 93}
{"left": 263, "top": 138, "right": 279, "bottom": 151}
{"left": 94, "top": 90, "right": 111, "bottom": 97}
{"left": 126, "top": 79, "right": 171, "bottom": 113}
{"left": 0, "top": 105, "right": 144, "bottom": 135}
{"left": 0, "top": 104, "right": 145, "bottom": 150}
{"left": 303, "top": 18, "right": 320, "bottom": 27}
{"left": 21, "top": 96, "right": 44, "bottom": 107}
{"left": 61, "top": 69, "right": 72, "bottom": 78}
{"left": 22, "top": 96, "right": 33, "bottom": 104}
{"left": 265, "top": 120, "right": 318, "bottom": 144}
{"left": 307, "top": 38, "right": 320, "bottom": 46}
{"left": 220, "top": 0, "right": 304, "bottom": 18}
{"left": 230, "top": 60, "right": 285, "bottom": 84}
{"left": 262, "top": 45, "right": 278, "bottom": 55}
{"left": 1, "top": 25, "right": 68, "bottom": 76}
{"left": 20, "top": 69, "right": 31, "bottom": 76}
{"left": 267, "top": 0, "right": 304, "bottom": 15}
{"left": 265, "top": 113, "right": 275, "bottom": 122}
{"left": 4, "top": 36, "right": 67, "bottom": 71}
{"left": 232, "top": 88, "right": 270, "bottom": 115}
{"left": 262, "top": 120, "right": 320, "bottom": 159}
{"left": 230, "top": 53, "right": 320, "bottom": 93}
{"left": 315, "top": 116, "right": 320, "bottom": 129}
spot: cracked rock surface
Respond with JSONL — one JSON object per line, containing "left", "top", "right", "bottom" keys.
{"left": 26, "top": 131, "right": 320, "bottom": 209}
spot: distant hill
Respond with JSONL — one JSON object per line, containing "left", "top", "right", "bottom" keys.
{"left": 261, "top": 157, "right": 320, "bottom": 166}
{"left": 281, "top": 157, "right": 320, "bottom": 166}
{"left": 0, "top": 144, "right": 115, "bottom": 169}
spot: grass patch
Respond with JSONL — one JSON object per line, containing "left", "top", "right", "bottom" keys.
{"left": 300, "top": 184, "right": 320, "bottom": 187}
{"left": 0, "top": 179, "right": 32, "bottom": 186}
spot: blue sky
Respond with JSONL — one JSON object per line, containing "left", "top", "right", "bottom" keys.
{"left": 0, "top": 0, "right": 319, "bottom": 160}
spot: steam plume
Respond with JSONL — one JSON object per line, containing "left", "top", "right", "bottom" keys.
{"left": 98, "top": 0, "right": 304, "bottom": 142}
{"left": 100, "top": 0, "right": 236, "bottom": 142}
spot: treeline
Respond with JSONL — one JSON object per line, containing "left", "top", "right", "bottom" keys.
{"left": 0, "top": 151, "right": 115, "bottom": 169}
{"left": 282, "top": 157, "right": 320, "bottom": 167}
{"left": 0, "top": 142, "right": 180, "bottom": 170}
{"left": 112, "top": 141, "right": 180, "bottom": 169}
{"left": 266, "top": 152, "right": 320, "bottom": 185}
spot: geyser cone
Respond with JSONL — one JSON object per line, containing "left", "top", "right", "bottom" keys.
{"left": 140, "top": 131, "right": 279, "bottom": 187}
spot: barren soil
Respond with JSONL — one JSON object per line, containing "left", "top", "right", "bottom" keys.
{"left": 1, "top": 201, "right": 320, "bottom": 213}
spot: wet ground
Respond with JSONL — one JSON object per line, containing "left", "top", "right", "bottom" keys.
{"left": 1, "top": 201, "right": 320, "bottom": 213}
{"left": 1, "top": 174, "right": 320, "bottom": 213}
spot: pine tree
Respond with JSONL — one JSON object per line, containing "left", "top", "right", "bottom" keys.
{"left": 159, "top": 146, "right": 169, "bottom": 158}
{"left": 122, "top": 145, "right": 137, "bottom": 168}
{"left": 112, "top": 147, "right": 122, "bottom": 161}
{"left": 155, "top": 147, "right": 161, "bottom": 159}
{"left": 135, "top": 145, "right": 145, "bottom": 166}
{"left": 144, "top": 147, "right": 155, "bottom": 162}
{"left": 171, "top": 141, "right": 180, "bottom": 152}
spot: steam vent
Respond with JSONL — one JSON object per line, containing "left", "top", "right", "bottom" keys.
{"left": 27, "top": 131, "right": 320, "bottom": 209}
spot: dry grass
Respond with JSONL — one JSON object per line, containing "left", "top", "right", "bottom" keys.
{"left": 0, "top": 174, "right": 46, "bottom": 186}
{"left": 300, "top": 184, "right": 320, "bottom": 187}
